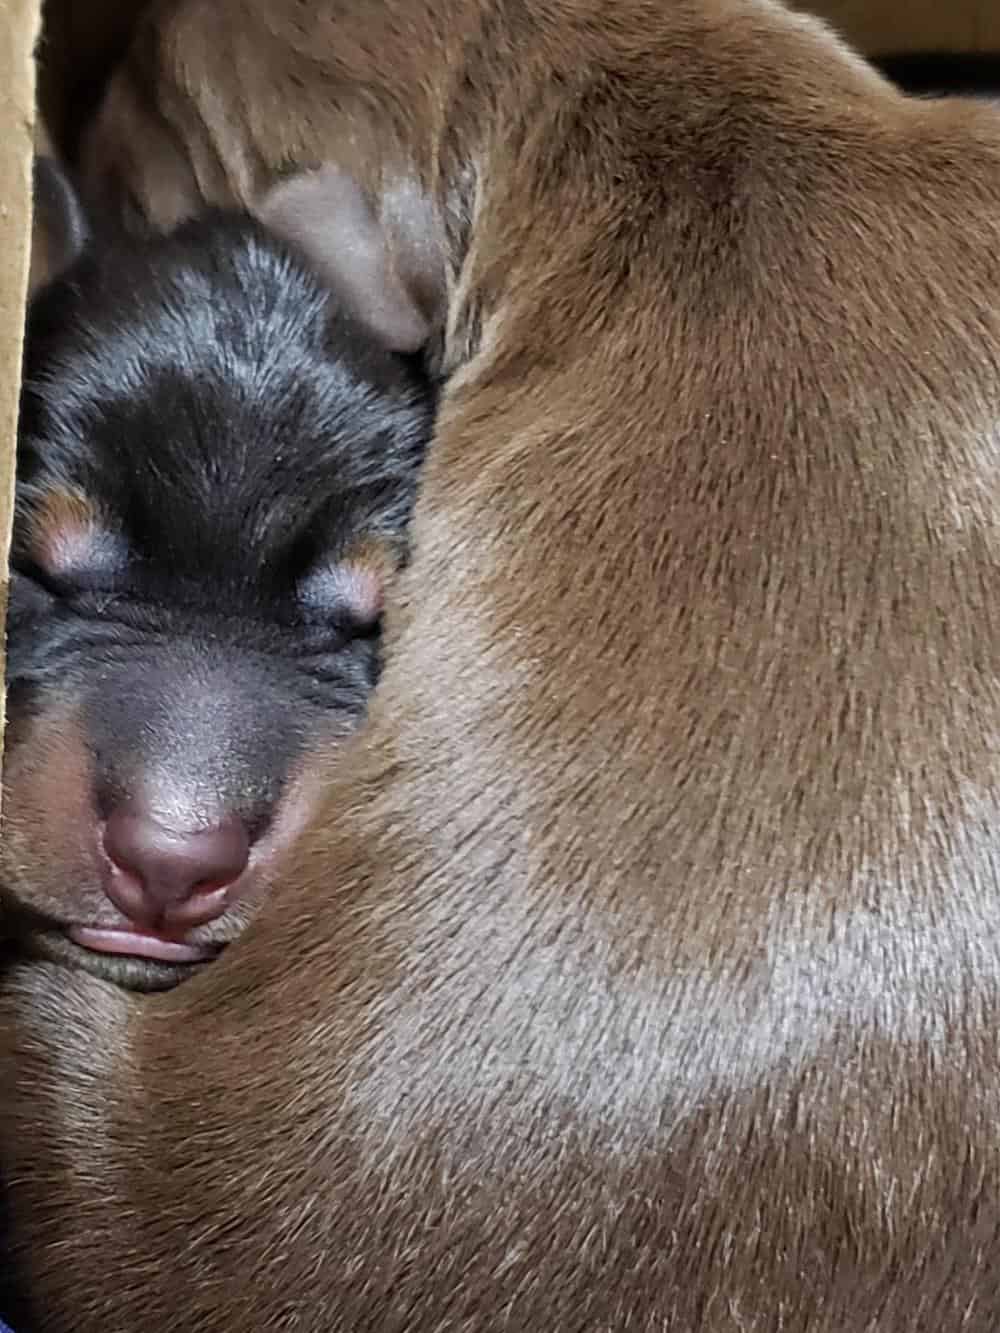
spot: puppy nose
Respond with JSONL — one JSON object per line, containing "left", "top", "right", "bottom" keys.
{"left": 101, "top": 803, "right": 250, "bottom": 930}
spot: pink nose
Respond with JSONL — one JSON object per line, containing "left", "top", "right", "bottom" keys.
{"left": 101, "top": 803, "right": 250, "bottom": 930}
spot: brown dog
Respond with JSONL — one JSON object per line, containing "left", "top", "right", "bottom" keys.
{"left": 6, "top": 1, "right": 1000, "bottom": 1328}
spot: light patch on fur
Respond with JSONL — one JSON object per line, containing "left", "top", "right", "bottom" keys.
{"left": 258, "top": 164, "right": 434, "bottom": 353}
{"left": 28, "top": 489, "right": 125, "bottom": 580}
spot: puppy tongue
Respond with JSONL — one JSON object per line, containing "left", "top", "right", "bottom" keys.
{"left": 68, "top": 926, "right": 215, "bottom": 964}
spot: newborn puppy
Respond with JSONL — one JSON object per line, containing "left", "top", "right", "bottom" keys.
{"left": 2, "top": 160, "right": 434, "bottom": 992}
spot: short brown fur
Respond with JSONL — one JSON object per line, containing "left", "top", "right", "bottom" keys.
{"left": 24, "top": 488, "right": 103, "bottom": 559}
{"left": 6, "top": 1, "right": 1000, "bottom": 1329}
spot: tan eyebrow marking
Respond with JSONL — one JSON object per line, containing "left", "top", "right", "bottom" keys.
{"left": 26, "top": 488, "right": 119, "bottom": 576}
{"left": 302, "top": 535, "right": 402, "bottom": 624}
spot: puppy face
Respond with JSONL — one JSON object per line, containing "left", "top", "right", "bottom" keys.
{"left": 3, "top": 206, "right": 434, "bottom": 991}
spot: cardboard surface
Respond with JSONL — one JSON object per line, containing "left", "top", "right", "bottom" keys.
{"left": 0, "top": 0, "right": 40, "bottom": 767}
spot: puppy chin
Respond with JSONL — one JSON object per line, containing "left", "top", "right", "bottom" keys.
{"left": 16, "top": 927, "right": 221, "bottom": 993}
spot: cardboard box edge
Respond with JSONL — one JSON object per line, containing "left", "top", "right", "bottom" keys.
{"left": 0, "top": 0, "right": 41, "bottom": 788}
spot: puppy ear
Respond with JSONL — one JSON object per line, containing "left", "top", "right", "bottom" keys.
{"left": 29, "top": 156, "right": 90, "bottom": 295}
{"left": 257, "top": 164, "right": 445, "bottom": 354}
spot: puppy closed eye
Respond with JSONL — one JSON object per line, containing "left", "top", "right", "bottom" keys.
{"left": 7, "top": 566, "right": 57, "bottom": 620}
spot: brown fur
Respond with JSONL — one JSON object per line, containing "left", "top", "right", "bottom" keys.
{"left": 24, "top": 487, "right": 105, "bottom": 565}
{"left": 6, "top": 0, "right": 1000, "bottom": 1328}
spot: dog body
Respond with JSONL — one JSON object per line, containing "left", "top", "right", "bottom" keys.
{"left": 6, "top": 1, "right": 1000, "bottom": 1328}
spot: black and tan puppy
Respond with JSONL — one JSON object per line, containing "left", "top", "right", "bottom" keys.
{"left": 2, "top": 160, "right": 433, "bottom": 993}
{"left": 9, "top": 0, "right": 1000, "bottom": 1330}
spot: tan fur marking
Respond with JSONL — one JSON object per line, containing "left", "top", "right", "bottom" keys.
{"left": 26, "top": 489, "right": 107, "bottom": 573}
